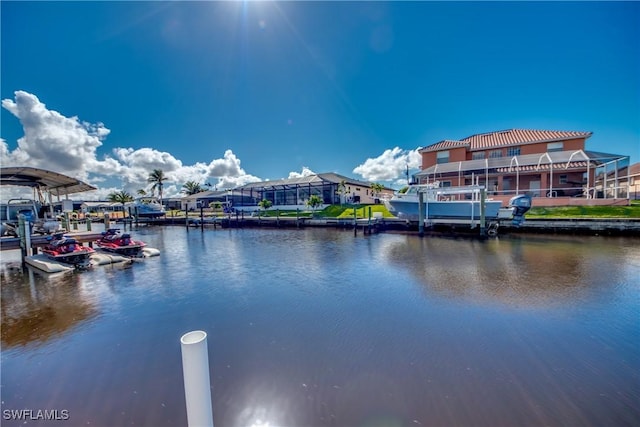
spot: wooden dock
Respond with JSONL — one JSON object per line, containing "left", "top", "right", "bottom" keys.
{"left": 0, "top": 231, "right": 104, "bottom": 252}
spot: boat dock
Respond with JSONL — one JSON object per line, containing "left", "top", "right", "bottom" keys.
{"left": 0, "top": 230, "right": 104, "bottom": 252}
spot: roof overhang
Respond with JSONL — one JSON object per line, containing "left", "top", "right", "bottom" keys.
{"left": 0, "top": 167, "right": 96, "bottom": 196}
{"left": 416, "top": 150, "right": 628, "bottom": 177}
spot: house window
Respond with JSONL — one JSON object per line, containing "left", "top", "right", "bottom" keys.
{"left": 441, "top": 181, "right": 452, "bottom": 187}
{"left": 547, "top": 142, "right": 564, "bottom": 152}
{"left": 472, "top": 152, "right": 485, "bottom": 160}
{"left": 489, "top": 150, "right": 503, "bottom": 158}
{"left": 437, "top": 151, "right": 450, "bottom": 164}
{"left": 559, "top": 175, "right": 568, "bottom": 184}
{"left": 507, "top": 147, "right": 521, "bottom": 156}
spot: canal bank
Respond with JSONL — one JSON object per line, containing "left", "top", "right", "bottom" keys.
{"left": 128, "top": 215, "right": 640, "bottom": 237}
{"left": 506, "top": 218, "right": 640, "bottom": 236}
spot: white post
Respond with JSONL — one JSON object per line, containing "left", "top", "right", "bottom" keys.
{"left": 181, "top": 331, "right": 214, "bottom": 427}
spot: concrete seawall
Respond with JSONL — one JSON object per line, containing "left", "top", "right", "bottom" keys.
{"left": 504, "top": 218, "right": 640, "bottom": 236}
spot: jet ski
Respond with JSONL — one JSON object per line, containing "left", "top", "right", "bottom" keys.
{"left": 96, "top": 228, "right": 146, "bottom": 257}
{"left": 41, "top": 233, "right": 95, "bottom": 269}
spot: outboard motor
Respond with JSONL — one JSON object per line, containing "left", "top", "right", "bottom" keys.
{"left": 508, "top": 194, "right": 532, "bottom": 227}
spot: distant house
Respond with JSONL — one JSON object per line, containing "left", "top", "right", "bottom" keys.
{"left": 416, "top": 129, "right": 630, "bottom": 206}
{"left": 181, "top": 173, "right": 394, "bottom": 212}
{"left": 162, "top": 197, "right": 182, "bottom": 211}
{"left": 80, "top": 201, "right": 121, "bottom": 213}
{"left": 628, "top": 162, "right": 640, "bottom": 200}
{"left": 180, "top": 190, "right": 251, "bottom": 211}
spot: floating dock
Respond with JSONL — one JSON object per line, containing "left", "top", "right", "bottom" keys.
{"left": 23, "top": 247, "right": 161, "bottom": 273}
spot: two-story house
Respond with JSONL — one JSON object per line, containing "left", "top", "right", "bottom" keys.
{"left": 415, "top": 129, "right": 630, "bottom": 205}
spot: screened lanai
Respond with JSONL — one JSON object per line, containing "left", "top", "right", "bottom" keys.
{"left": 235, "top": 174, "right": 341, "bottom": 208}
{"left": 415, "top": 150, "right": 630, "bottom": 199}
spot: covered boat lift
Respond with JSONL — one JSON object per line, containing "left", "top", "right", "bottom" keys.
{"left": 415, "top": 150, "right": 630, "bottom": 203}
{"left": 1, "top": 166, "right": 96, "bottom": 217}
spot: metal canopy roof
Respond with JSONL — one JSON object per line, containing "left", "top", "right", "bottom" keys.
{"left": 0, "top": 167, "right": 96, "bottom": 195}
{"left": 416, "top": 150, "right": 628, "bottom": 176}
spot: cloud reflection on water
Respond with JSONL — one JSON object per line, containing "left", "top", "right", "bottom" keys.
{"left": 379, "top": 234, "right": 632, "bottom": 309}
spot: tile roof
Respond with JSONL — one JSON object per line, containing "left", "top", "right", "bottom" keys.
{"left": 420, "top": 129, "right": 592, "bottom": 152}
{"left": 461, "top": 129, "right": 592, "bottom": 150}
{"left": 420, "top": 140, "right": 469, "bottom": 152}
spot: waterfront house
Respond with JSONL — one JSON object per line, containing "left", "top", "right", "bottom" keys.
{"left": 183, "top": 173, "right": 394, "bottom": 212}
{"left": 628, "top": 162, "right": 640, "bottom": 200}
{"left": 415, "top": 129, "right": 630, "bottom": 206}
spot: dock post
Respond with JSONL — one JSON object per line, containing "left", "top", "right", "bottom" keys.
{"left": 296, "top": 208, "right": 300, "bottom": 228}
{"left": 62, "top": 212, "right": 69, "bottom": 231}
{"left": 353, "top": 205, "right": 357, "bottom": 236}
{"left": 104, "top": 213, "right": 110, "bottom": 230}
{"left": 276, "top": 209, "right": 280, "bottom": 227}
{"left": 480, "top": 188, "right": 486, "bottom": 236}
{"left": 135, "top": 207, "right": 139, "bottom": 228}
{"left": 18, "top": 214, "right": 33, "bottom": 260}
{"left": 367, "top": 206, "right": 372, "bottom": 235}
{"left": 418, "top": 192, "right": 425, "bottom": 237}
{"left": 200, "top": 206, "right": 204, "bottom": 231}
{"left": 180, "top": 331, "right": 214, "bottom": 427}
{"left": 86, "top": 216, "right": 92, "bottom": 231}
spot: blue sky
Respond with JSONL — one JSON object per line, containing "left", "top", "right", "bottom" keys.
{"left": 1, "top": 1, "right": 638, "bottom": 199}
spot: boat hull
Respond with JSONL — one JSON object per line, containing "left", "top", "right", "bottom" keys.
{"left": 387, "top": 199, "right": 503, "bottom": 221}
{"left": 42, "top": 250, "right": 93, "bottom": 268}
{"left": 96, "top": 244, "right": 145, "bottom": 257}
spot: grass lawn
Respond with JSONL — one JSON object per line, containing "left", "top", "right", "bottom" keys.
{"left": 166, "top": 200, "right": 640, "bottom": 220}
{"left": 527, "top": 200, "right": 640, "bottom": 219}
{"left": 255, "top": 204, "right": 395, "bottom": 219}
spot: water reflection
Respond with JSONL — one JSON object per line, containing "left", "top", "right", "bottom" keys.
{"left": 1, "top": 265, "right": 97, "bottom": 349}
{"left": 1, "top": 229, "right": 638, "bottom": 427}
{"left": 381, "top": 234, "right": 630, "bottom": 308}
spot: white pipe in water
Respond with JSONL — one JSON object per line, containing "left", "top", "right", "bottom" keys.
{"left": 181, "top": 330, "right": 214, "bottom": 427}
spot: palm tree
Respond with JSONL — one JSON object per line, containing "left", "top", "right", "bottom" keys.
{"left": 370, "top": 182, "right": 385, "bottom": 199}
{"left": 107, "top": 190, "right": 134, "bottom": 216}
{"left": 137, "top": 189, "right": 147, "bottom": 196}
{"left": 337, "top": 179, "right": 347, "bottom": 205}
{"left": 181, "top": 181, "right": 203, "bottom": 196}
{"left": 147, "top": 169, "right": 167, "bottom": 204}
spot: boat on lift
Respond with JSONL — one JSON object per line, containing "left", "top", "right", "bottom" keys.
{"left": 40, "top": 232, "right": 95, "bottom": 269}
{"left": 0, "top": 198, "right": 62, "bottom": 236}
{"left": 96, "top": 228, "right": 146, "bottom": 257}
{"left": 384, "top": 182, "right": 532, "bottom": 227}
{"left": 126, "top": 197, "right": 165, "bottom": 218}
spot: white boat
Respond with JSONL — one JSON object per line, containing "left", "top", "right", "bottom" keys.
{"left": 126, "top": 197, "right": 165, "bottom": 218}
{"left": 0, "top": 198, "right": 62, "bottom": 236}
{"left": 384, "top": 183, "right": 531, "bottom": 226}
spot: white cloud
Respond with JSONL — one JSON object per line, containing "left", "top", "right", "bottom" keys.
{"left": 207, "top": 150, "right": 261, "bottom": 189}
{"left": 1, "top": 91, "right": 110, "bottom": 180}
{"left": 353, "top": 147, "right": 421, "bottom": 183}
{"left": 287, "top": 166, "right": 316, "bottom": 179}
{"left": 1, "top": 90, "right": 262, "bottom": 199}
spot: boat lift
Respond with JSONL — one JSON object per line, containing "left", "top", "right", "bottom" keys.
{"left": 415, "top": 184, "right": 493, "bottom": 236}
{"left": 1, "top": 166, "right": 97, "bottom": 261}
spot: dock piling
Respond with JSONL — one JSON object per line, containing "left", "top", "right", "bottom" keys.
{"left": 480, "top": 188, "right": 486, "bottom": 236}
{"left": 418, "top": 192, "right": 425, "bottom": 237}
{"left": 180, "top": 331, "right": 214, "bottom": 427}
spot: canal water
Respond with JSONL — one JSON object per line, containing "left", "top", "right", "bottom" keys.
{"left": 1, "top": 227, "right": 639, "bottom": 426}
